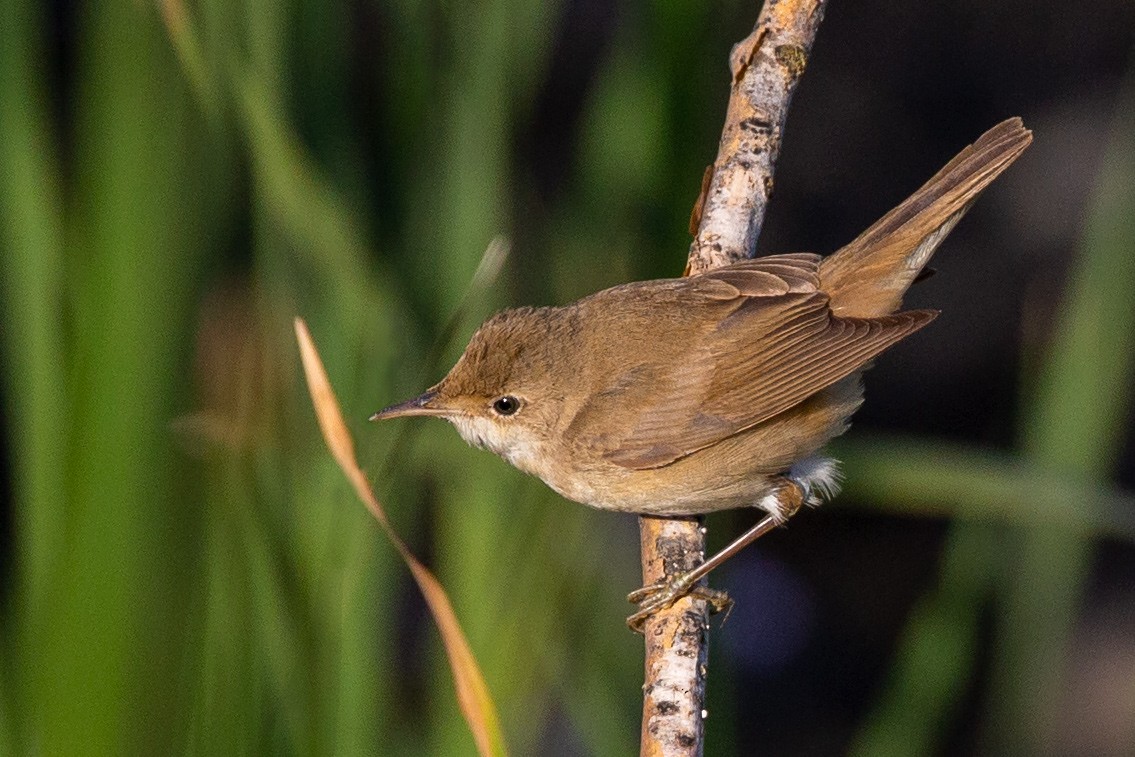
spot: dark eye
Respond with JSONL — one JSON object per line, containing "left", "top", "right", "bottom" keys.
{"left": 492, "top": 396, "right": 521, "bottom": 416}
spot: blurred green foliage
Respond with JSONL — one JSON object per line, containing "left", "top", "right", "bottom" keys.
{"left": 1, "top": 0, "right": 1134, "bottom": 754}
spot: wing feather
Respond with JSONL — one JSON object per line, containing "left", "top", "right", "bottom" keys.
{"left": 580, "top": 254, "right": 936, "bottom": 470}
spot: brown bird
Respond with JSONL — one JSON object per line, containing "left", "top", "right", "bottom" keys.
{"left": 374, "top": 118, "right": 1032, "bottom": 628}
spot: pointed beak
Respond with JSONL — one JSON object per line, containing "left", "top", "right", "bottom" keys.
{"left": 369, "top": 389, "right": 451, "bottom": 421}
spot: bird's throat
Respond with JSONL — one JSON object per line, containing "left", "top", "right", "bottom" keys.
{"left": 448, "top": 415, "right": 547, "bottom": 477}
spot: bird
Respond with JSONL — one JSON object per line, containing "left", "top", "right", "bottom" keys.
{"left": 373, "top": 118, "right": 1033, "bottom": 628}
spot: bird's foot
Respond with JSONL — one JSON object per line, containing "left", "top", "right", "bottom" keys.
{"left": 624, "top": 472, "right": 821, "bottom": 633}
{"left": 626, "top": 575, "right": 733, "bottom": 633}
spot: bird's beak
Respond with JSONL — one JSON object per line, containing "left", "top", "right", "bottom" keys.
{"left": 369, "top": 389, "right": 451, "bottom": 421}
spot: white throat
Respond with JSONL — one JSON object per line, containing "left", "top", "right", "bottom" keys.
{"left": 448, "top": 415, "right": 544, "bottom": 475}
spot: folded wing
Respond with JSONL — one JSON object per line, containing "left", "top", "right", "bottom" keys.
{"left": 577, "top": 254, "right": 936, "bottom": 469}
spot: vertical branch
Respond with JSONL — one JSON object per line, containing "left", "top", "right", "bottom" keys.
{"left": 638, "top": 2, "right": 828, "bottom": 755}
{"left": 639, "top": 516, "right": 710, "bottom": 756}
{"left": 688, "top": 0, "right": 827, "bottom": 273}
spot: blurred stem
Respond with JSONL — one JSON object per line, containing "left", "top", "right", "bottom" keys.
{"left": 851, "top": 523, "right": 1000, "bottom": 757}
{"left": 425, "top": 0, "right": 512, "bottom": 314}
{"left": 0, "top": 0, "right": 66, "bottom": 750}
{"left": 159, "top": 0, "right": 223, "bottom": 124}
{"left": 985, "top": 90, "right": 1135, "bottom": 752}
{"left": 0, "top": 0, "right": 67, "bottom": 630}
{"left": 37, "top": 0, "right": 210, "bottom": 750}
{"left": 242, "top": 0, "right": 328, "bottom": 749}
{"left": 425, "top": 0, "right": 515, "bottom": 752}
{"left": 834, "top": 435, "right": 1135, "bottom": 541}
{"left": 236, "top": 70, "right": 395, "bottom": 343}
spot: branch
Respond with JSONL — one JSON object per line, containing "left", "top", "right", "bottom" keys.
{"left": 638, "top": 2, "right": 828, "bottom": 754}
{"left": 688, "top": 0, "right": 826, "bottom": 273}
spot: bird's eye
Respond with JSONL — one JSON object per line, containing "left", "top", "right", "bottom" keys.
{"left": 491, "top": 396, "right": 521, "bottom": 416}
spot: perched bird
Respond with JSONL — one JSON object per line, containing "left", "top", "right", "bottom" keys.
{"left": 374, "top": 119, "right": 1032, "bottom": 626}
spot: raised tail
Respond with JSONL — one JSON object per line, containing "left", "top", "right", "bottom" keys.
{"left": 819, "top": 118, "right": 1032, "bottom": 318}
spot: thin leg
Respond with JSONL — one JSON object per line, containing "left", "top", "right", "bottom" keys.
{"left": 627, "top": 479, "right": 805, "bottom": 631}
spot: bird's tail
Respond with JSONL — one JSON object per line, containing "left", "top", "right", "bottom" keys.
{"left": 819, "top": 118, "right": 1032, "bottom": 318}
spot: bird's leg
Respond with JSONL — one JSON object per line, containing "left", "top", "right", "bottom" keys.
{"left": 626, "top": 478, "right": 806, "bottom": 632}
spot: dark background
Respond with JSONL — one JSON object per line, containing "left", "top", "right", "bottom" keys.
{"left": 2, "top": 0, "right": 1134, "bottom": 753}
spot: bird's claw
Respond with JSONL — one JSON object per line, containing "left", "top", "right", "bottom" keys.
{"left": 626, "top": 575, "right": 733, "bottom": 633}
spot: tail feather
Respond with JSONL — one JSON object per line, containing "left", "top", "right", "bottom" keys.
{"left": 820, "top": 118, "right": 1032, "bottom": 318}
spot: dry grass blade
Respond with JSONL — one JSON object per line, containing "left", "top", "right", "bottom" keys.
{"left": 294, "top": 317, "right": 506, "bottom": 757}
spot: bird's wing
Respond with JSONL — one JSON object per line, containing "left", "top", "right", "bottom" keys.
{"left": 572, "top": 254, "right": 936, "bottom": 469}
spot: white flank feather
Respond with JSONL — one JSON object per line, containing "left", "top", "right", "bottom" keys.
{"left": 788, "top": 456, "right": 843, "bottom": 507}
